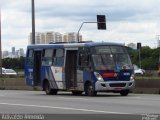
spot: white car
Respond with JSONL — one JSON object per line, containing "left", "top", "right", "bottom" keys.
{"left": 133, "top": 64, "right": 145, "bottom": 75}
{"left": 2, "top": 68, "right": 17, "bottom": 76}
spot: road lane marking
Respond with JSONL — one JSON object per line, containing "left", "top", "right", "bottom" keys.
{"left": 0, "top": 102, "right": 130, "bottom": 114}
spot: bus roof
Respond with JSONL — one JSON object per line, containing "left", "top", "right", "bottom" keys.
{"left": 27, "top": 42, "right": 124, "bottom": 49}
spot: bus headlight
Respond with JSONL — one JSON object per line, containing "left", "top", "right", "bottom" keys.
{"left": 130, "top": 74, "right": 135, "bottom": 81}
{"left": 94, "top": 72, "right": 104, "bottom": 81}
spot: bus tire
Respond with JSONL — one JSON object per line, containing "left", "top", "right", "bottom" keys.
{"left": 44, "top": 81, "right": 57, "bottom": 95}
{"left": 85, "top": 83, "right": 97, "bottom": 96}
{"left": 72, "top": 91, "right": 83, "bottom": 95}
{"left": 120, "top": 90, "right": 129, "bottom": 96}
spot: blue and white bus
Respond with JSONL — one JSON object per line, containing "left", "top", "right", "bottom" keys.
{"left": 25, "top": 42, "right": 135, "bottom": 96}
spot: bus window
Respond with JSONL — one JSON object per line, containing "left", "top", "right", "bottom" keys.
{"left": 113, "top": 54, "right": 132, "bottom": 70}
{"left": 92, "top": 54, "right": 115, "bottom": 70}
{"left": 78, "top": 51, "right": 90, "bottom": 68}
{"left": 110, "top": 46, "right": 132, "bottom": 69}
{"left": 91, "top": 46, "right": 111, "bottom": 54}
{"left": 26, "top": 49, "right": 33, "bottom": 66}
{"left": 110, "top": 46, "right": 125, "bottom": 53}
{"left": 91, "top": 46, "right": 132, "bottom": 70}
{"left": 42, "top": 49, "right": 53, "bottom": 66}
{"left": 53, "top": 49, "right": 64, "bottom": 67}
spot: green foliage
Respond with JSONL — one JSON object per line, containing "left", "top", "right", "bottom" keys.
{"left": 2, "top": 56, "right": 25, "bottom": 70}
{"left": 127, "top": 46, "right": 160, "bottom": 70}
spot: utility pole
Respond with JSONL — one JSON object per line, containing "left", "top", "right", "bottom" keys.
{"left": 137, "top": 43, "right": 141, "bottom": 69}
{"left": 31, "top": 0, "right": 35, "bottom": 44}
{"left": 0, "top": 8, "right": 2, "bottom": 76}
{"left": 157, "top": 35, "right": 160, "bottom": 48}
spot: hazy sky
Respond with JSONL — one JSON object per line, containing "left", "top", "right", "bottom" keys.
{"left": 1, "top": 0, "right": 160, "bottom": 51}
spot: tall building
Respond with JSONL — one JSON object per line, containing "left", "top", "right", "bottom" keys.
{"left": 15, "top": 48, "right": 25, "bottom": 58}
{"left": 29, "top": 32, "right": 63, "bottom": 44}
{"left": 54, "top": 32, "right": 62, "bottom": 42}
{"left": 29, "top": 32, "right": 44, "bottom": 44}
{"left": 63, "top": 34, "right": 68, "bottom": 42}
{"left": 45, "top": 32, "right": 54, "bottom": 43}
{"left": 12, "top": 47, "right": 15, "bottom": 55}
{"left": 63, "top": 32, "right": 82, "bottom": 42}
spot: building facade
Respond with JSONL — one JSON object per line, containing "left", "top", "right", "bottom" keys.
{"left": 29, "top": 32, "right": 82, "bottom": 44}
{"left": 63, "top": 32, "right": 82, "bottom": 42}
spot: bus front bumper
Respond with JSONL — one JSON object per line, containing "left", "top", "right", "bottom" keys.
{"left": 95, "top": 80, "right": 135, "bottom": 92}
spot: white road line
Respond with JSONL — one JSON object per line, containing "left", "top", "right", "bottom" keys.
{"left": 0, "top": 102, "right": 130, "bottom": 114}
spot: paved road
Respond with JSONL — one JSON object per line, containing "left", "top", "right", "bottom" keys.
{"left": 0, "top": 90, "right": 160, "bottom": 120}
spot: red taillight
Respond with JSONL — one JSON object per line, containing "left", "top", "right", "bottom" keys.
{"left": 102, "top": 72, "right": 117, "bottom": 78}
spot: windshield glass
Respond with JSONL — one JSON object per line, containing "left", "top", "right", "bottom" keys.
{"left": 91, "top": 46, "right": 132, "bottom": 70}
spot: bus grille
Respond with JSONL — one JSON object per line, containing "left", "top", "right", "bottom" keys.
{"left": 109, "top": 83, "right": 126, "bottom": 87}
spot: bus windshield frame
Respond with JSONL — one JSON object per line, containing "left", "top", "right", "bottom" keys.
{"left": 90, "top": 45, "right": 133, "bottom": 71}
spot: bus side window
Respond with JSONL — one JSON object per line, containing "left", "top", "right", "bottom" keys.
{"left": 78, "top": 51, "right": 90, "bottom": 69}
{"left": 42, "top": 49, "right": 53, "bottom": 66}
{"left": 26, "top": 49, "right": 33, "bottom": 66}
{"left": 53, "top": 49, "right": 64, "bottom": 67}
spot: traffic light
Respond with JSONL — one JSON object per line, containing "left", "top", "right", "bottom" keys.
{"left": 97, "top": 15, "right": 106, "bottom": 30}
{"left": 137, "top": 43, "right": 141, "bottom": 50}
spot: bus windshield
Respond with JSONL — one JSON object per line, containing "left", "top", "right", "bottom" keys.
{"left": 91, "top": 46, "right": 132, "bottom": 70}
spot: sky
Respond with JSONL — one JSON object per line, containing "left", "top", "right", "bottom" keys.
{"left": 0, "top": 0, "right": 160, "bottom": 51}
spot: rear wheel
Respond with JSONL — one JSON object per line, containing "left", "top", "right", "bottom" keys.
{"left": 44, "top": 81, "right": 57, "bottom": 95}
{"left": 120, "top": 90, "right": 129, "bottom": 96}
{"left": 85, "top": 83, "right": 97, "bottom": 96}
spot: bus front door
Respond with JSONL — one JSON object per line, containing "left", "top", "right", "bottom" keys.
{"left": 33, "top": 51, "right": 42, "bottom": 86}
{"left": 65, "top": 50, "right": 77, "bottom": 89}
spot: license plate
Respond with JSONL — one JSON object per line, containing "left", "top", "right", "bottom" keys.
{"left": 123, "top": 73, "right": 130, "bottom": 76}
{"left": 114, "top": 88, "right": 123, "bottom": 91}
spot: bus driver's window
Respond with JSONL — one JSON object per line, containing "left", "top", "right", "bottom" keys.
{"left": 79, "top": 52, "right": 89, "bottom": 68}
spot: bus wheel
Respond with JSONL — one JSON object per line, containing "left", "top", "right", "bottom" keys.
{"left": 72, "top": 91, "right": 83, "bottom": 95}
{"left": 44, "top": 81, "right": 57, "bottom": 95}
{"left": 120, "top": 90, "right": 129, "bottom": 96}
{"left": 85, "top": 83, "right": 97, "bottom": 96}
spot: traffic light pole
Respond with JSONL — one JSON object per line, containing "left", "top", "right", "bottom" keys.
{"left": 77, "top": 21, "right": 106, "bottom": 42}
{"left": 77, "top": 22, "right": 97, "bottom": 42}
{"left": 138, "top": 48, "right": 141, "bottom": 69}
{"left": 77, "top": 15, "right": 106, "bottom": 42}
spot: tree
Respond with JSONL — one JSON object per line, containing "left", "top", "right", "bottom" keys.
{"left": 2, "top": 57, "right": 25, "bottom": 70}
{"left": 127, "top": 46, "right": 159, "bottom": 70}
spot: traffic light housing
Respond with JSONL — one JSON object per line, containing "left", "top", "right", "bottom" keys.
{"left": 137, "top": 43, "right": 141, "bottom": 50}
{"left": 97, "top": 15, "right": 106, "bottom": 30}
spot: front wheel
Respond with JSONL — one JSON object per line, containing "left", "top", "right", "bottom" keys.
{"left": 44, "top": 81, "right": 57, "bottom": 95}
{"left": 85, "top": 83, "right": 97, "bottom": 96}
{"left": 120, "top": 90, "right": 129, "bottom": 96}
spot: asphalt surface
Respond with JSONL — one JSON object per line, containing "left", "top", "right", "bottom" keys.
{"left": 0, "top": 90, "right": 160, "bottom": 120}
